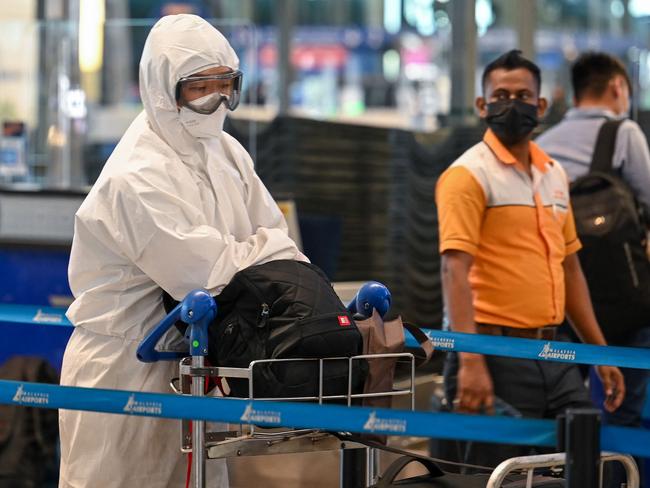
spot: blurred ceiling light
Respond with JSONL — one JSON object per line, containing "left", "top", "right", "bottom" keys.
{"left": 610, "top": 0, "right": 625, "bottom": 18}
{"left": 435, "top": 10, "right": 450, "bottom": 29}
{"left": 630, "top": 0, "right": 650, "bottom": 17}
{"left": 384, "top": 0, "right": 402, "bottom": 34}
{"left": 47, "top": 125, "right": 67, "bottom": 148}
{"left": 79, "top": 0, "right": 105, "bottom": 73}
{"left": 383, "top": 49, "right": 400, "bottom": 82}
{"left": 476, "top": 0, "right": 494, "bottom": 37}
{"left": 405, "top": 0, "right": 435, "bottom": 36}
{"left": 63, "top": 88, "right": 88, "bottom": 119}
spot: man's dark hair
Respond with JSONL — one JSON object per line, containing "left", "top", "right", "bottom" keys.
{"left": 571, "top": 51, "right": 631, "bottom": 101}
{"left": 481, "top": 49, "right": 541, "bottom": 94}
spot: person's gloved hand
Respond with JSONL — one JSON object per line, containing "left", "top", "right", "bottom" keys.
{"left": 596, "top": 365, "right": 625, "bottom": 412}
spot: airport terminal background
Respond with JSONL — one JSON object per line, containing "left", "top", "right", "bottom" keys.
{"left": 2, "top": 0, "right": 650, "bottom": 486}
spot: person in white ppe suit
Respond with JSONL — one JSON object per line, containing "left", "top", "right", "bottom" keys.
{"left": 59, "top": 14, "right": 306, "bottom": 488}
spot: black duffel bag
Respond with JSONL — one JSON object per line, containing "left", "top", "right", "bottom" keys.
{"left": 166, "top": 259, "right": 366, "bottom": 399}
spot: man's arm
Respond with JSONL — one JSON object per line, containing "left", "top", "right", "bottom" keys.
{"left": 563, "top": 252, "right": 625, "bottom": 411}
{"left": 442, "top": 250, "right": 494, "bottom": 413}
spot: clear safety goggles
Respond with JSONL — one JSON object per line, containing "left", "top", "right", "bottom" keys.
{"left": 176, "top": 70, "right": 243, "bottom": 114}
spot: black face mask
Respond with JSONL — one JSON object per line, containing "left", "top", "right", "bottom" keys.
{"left": 485, "top": 99, "right": 539, "bottom": 146}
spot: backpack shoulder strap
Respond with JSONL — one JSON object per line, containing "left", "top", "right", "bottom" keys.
{"left": 335, "top": 433, "right": 493, "bottom": 473}
{"left": 377, "top": 456, "right": 443, "bottom": 487}
{"left": 590, "top": 119, "right": 624, "bottom": 174}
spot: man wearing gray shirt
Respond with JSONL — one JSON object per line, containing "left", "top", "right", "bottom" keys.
{"left": 537, "top": 51, "right": 650, "bottom": 486}
{"left": 537, "top": 52, "right": 650, "bottom": 209}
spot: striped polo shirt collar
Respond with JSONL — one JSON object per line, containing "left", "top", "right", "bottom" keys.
{"left": 483, "top": 129, "right": 553, "bottom": 173}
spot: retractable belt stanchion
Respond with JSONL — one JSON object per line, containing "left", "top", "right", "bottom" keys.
{"left": 183, "top": 291, "right": 216, "bottom": 488}
{"left": 341, "top": 449, "right": 367, "bottom": 488}
{"left": 564, "top": 409, "right": 601, "bottom": 488}
{"left": 136, "top": 289, "right": 216, "bottom": 488}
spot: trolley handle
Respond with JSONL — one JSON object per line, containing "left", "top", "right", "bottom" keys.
{"left": 137, "top": 289, "right": 217, "bottom": 363}
{"left": 138, "top": 280, "right": 387, "bottom": 363}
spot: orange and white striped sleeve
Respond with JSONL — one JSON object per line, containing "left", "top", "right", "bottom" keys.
{"left": 435, "top": 166, "right": 486, "bottom": 256}
{"left": 562, "top": 204, "right": 582, "bottom": 256}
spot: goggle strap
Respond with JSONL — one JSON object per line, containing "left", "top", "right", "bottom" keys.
{"left": 178, "top": 71, "right": 243, "bottom": 84}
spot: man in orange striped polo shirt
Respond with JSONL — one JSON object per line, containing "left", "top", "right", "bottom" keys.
{"left": 436, "top": 50, "right": 625, "bottom": 467}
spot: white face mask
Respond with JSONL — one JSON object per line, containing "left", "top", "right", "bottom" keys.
{"left": 179, "top": 104, "right": 227, "bottom": 139}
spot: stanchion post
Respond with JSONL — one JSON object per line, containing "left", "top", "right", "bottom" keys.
{"left": 556, "top": 413, "right": 566, "bottom": 451}
{"left": 191, "top": 354, "right": 206, "bottom": 488}
{"left": 182, "top": 290, "right": 216, "bottom": 488}
{"left": 563, "top": 408, "right": 601, "bottom": 488}
{"left": 341, "top": 448, "right": 367, "bottom": 488}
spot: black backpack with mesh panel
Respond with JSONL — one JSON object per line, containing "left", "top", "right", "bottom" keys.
{"left": 166, "top": 260, "right": 367, "bottom": 399}
{"left": 570, "top": 119, "right": 650, "bottom": 343}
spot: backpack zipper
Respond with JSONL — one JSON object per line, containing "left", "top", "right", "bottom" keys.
{"left": 259, "top": 303, "right": 270, "bottom": 328}
{"left": 623, "top": 242, "right": 640, "bottom": 288}
{"left": 237, "top": 274, "right": 271, "bottom": 328}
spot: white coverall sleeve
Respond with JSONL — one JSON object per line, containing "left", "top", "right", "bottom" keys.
{"left": 246, "top": 171, "right": 288, "bottom": 230}
{"left": 238, "top": 150, "right": 310, "bottom": 262}
{"left": 105, "top": 176, "right": 303, "bottom": 300}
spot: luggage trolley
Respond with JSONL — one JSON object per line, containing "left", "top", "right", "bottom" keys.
{"left": 487, "top": 452, "right": 639, "bottom": 488}
{"left": 137, "top": 283, "right": 416, "bottom": 488}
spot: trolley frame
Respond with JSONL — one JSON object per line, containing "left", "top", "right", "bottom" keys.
{"left": 175, "top": 353, "right": 417, "bottom": 487}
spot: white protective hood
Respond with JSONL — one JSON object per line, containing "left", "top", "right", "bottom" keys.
{"left": 66, "top": 14, "right": 306, "bottom": 341}
{"left": 139, "top": 14, "right": 238, "bottom": 165}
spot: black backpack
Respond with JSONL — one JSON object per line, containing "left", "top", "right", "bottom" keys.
{"left": 0, "top": 356, "right": 59, "bottom": 488}
{"left": 570, "top": 119, "right": 650, "bottom": 343}
{"left": 167, "top": 260, "right": 366, "bottom": 399}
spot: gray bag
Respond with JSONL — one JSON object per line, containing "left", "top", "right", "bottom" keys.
{"left": 354, "top": 312, "right": 433, "bottom": 443}
{"left": 356, "top": 312, "right": 433, "bottom": 409}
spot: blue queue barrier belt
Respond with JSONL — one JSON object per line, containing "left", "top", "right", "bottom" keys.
{"left": 1, "top": 379, "right": 649, "bottom": 458}
{"left": 3, "top": 306, "right": 650, "bottom": 457}
{"left": 406, "top": 329, "right": 650, "bottom": 370}
{"left": 0, "top": 304, "right": 71, "bottom": 327}
{"left": 1, "top": 304, "right": 648, "bottom": 371}
{"left": 2, "top": 304, "right": 647, "bottom": 370}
